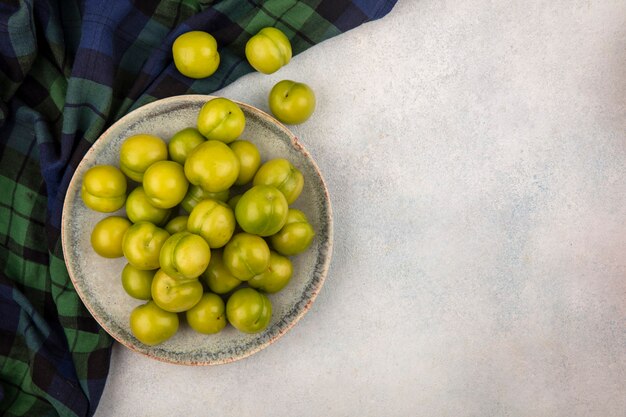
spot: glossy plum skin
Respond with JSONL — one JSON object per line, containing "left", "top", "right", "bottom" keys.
{"left": 90, "top": 216, "right": 131, "bottom": 258}
{"left": 181, "top": 184, "right": 229, "bottom": 213}
{"left": 245, "top": 27, "right": 292, "bottom": 74}
{"left": 225, "top": 288, "right": 272, "bottom": 333}
{"left": 121, "top": 264, "right": 156, "bottom": 300}
{"left": 268, "top": 80, "right": 316, "bottom": 125}
{"left": 142, "top": 161, "right": 189, "bottom": 209}
{"left": 222, "top": 233, "right": 271, "bottom": 280}
{"left": 81, "top": 165, "right": 127, "bottom": 212}
{"left": 184, "top": 140, "right": 240, "bottom": 192}
{"left": 235, "top": 185, "right": 288, "bottom": 237}
{"left": 172, "top": 31, "right": 220, "bottom": 79}
{"left": 201, "top": 250, "right": 242, "bottom": 294}
{"left": 159, "top": 232, "right": 211, "bottom": 280}
{"left": 229, "top": 140, "right": 261, "bottom": 186}
{"left": 187, "top": 199, "right": 236, "bottom": 249}
{"left": 129, "top": 301, "right": 179, "bottom": 346}
{"left": 248, "top": 251, "right": 293, "bottom": 293}
{"left": 168, "top": 128, "right": 206, "bottom": 165}
{"left": 119, "top": 134, "right": 167, "bottom": 182}
{"left": 196, "top": 98, "right": 245, "bottom": 143}
{"left": 164, "top": 215, "right": 188, "bottom": 235}
{"left": 122, "top": 221, "right": 170, "bottom": 270}
{"left": 151, "top": 269, "right": 203, "bottom": 313}
{"left": 269, "top": 208, "right": 315, "bottom": 256}
{"left": 253, "top": 158, "right": 304, "bottom": 204}
{"left": 125, "top": 186, "right": 171, "bottom": 226}
{"left": 186, "top": 293, "right": 227, "bottom": 334}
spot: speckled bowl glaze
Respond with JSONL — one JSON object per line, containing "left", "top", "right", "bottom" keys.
{"left": 61, "top": 95, "right": 333, "bottom": 365}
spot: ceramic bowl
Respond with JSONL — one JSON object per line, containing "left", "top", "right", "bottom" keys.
{"left": 61, "top": 95, "right": 333, "bottom": 365}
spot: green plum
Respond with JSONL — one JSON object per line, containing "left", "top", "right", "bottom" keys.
{"left": 90, "top": 216, "right": 131, "bottom": 258}
{"left": 229, "top": 140, "right": 261, "bottom": 186}
{"left": 253, "top": 158, "right": 304, "bottom": 204}
{"left": 196, "top": 98, "right": 245, "bottom": 143}
{"left": 120, "top": 134, "right": 168, "bottom": 182}
{"left": 151, "top": 269, "right": 203, "bottom": 313}
{"left": 168, "top": 127, "right": 206, "bottom": 165}
{"left": 81, "top": 165, "right": 127, "bottom": 212}
{"left": 226, "top": 288, "right": 272, "bottom": 334}
{"left": 245, "top": 27, "right": 292, "bottom": 74}
{"left": 159, "top": 232, "right": 211, "bottom": 279}
{"left": 121, "top": 263, "right": 156, "bottom": 300}
{"left": 164, "top": 215, "right": 188, "bottom": 235}
{"left": 172, "top": 31, "right": 220, "bottom": 79}
{"left": 227, "top": 194, "right": 242, "bottom": 211}
{"left": 235, "top": 185, "right": 288, "bottom": 236}
{"left": 223, "top": 233, "right": 270, "bottom": 280}
{"left": 184, "top": 140, "right": 240, "bottom": 192}
{"left": 268, "top": 80, "right": 316, "bottom": 125}
{"left": 248, "top": 251, "right": 293, "bottom": 293}
{"left": 181, "top": 184, "right": 229, "bottom": 213}
{"left": 187, "top": 199, "right": 235, "bottom": 248}
{"left": 201, "top": 250, "right": 242, "bottom": 294}
{"left": 130, "top": 300, "right": 179, "bottom": 346}
{"left": 186, "top": 293, "right": 227, "bottom": 334}
{"left": 143, "top": 160, "right": 189, "bottom": 209}
{"left": 270, "top": 208, "right": 315, "bottom": 256}
{"left": 122, "top": 221, "right": 170, "bottom": 270}
{"left": 125, "top": 186, "right": 171, "bottom": 225}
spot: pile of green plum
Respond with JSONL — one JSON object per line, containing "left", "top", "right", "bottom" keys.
{"left": 82, "top": 97, "right": 315, "bottom": 346}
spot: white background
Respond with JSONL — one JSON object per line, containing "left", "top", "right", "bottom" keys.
{"left": 96, "top": 0, "right": 626, "bottom": 415}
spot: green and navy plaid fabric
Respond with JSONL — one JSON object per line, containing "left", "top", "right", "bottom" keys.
{"left": 0, "top": 0, "right": 396, "bottom": 416}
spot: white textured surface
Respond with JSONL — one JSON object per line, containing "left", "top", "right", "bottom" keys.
{"left": 96, "top": 0, "right": 626, "bottom": 415}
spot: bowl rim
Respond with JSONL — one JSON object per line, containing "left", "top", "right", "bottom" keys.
{"left": 61, "top": 94, "right": 334, "bottom": 366}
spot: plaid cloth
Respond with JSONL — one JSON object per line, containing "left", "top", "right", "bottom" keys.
{"left": 0, "top": 0, "right": 396, "bottom": 416}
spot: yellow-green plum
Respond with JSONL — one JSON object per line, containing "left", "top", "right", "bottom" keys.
{"left": 151, "top": 269, "right": 203, "bottom": 313}
{"left": 235, "top": 185, "right": 288, "bottom": 236}
{"left": 168, "top": 127, "right": 206, "bottom": 165}
{"left": 172, "top": 31, "right": 220, "bottom": 79}
{"left": 186, "top": 293, "right": 226, "bottom": 334}
{"left": 181, "top": 184, "right": 229, "bottom": 213}
{"left": 122, "top": 221, "right": 170, "bottom": 270}
{"left": 223, "top": 233, "right": 270, "bottom": 281}
{"left": 90, "top": 216, "right": 131, "bottom": 258}
{"left": 269, "top": 208, "right": 315, "bottom": 256}
{"left": 248, "top": 251, "right": 293, "bottom": 293}
{"left": 201, "top": 250, "right": 242, "bottom": 294}
{"left": 159, "top": 232, "right": 211, "bottom": 279}
{"left": 196, "top": 98, "right": 245, "bottom": 143}
{"left": 142, "top": 161, "right": 189, "bottom": 209}
{"left": 125, "top": 186, "right": 171, "bottom": 225}
{"left": 268, "top": 80, "right": 316, "bottom": 125}
{"left": 81, "top": 165, "right": 127, "bottom": 212}
{"left": 187, "top": 199, "right": 236, "bottom": 248}
{"left": 130, "top": 301, "right": 179, "bottom": 346}
{"left": 245, "top": 27, "right": 292, "bottom": 74}
{"left": 164, "top": 215, "right": 188, "bottom": 235}
{"left": 253, "top": 158, "right": 303, "bottom": 204}
{"left": 121, "top": 264, "right": 156, "bottom": 300}
{"left": 184, "top": 140, "right": 240, "bottom": 192}
{"left": 226, "top": 288, "right": 272, "bottom": 333}
{"left": 229, "top": 140, "right": 261, "bottom": 186}
{"left": 119, "top": 134, "right": 167, "bottom": 182}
